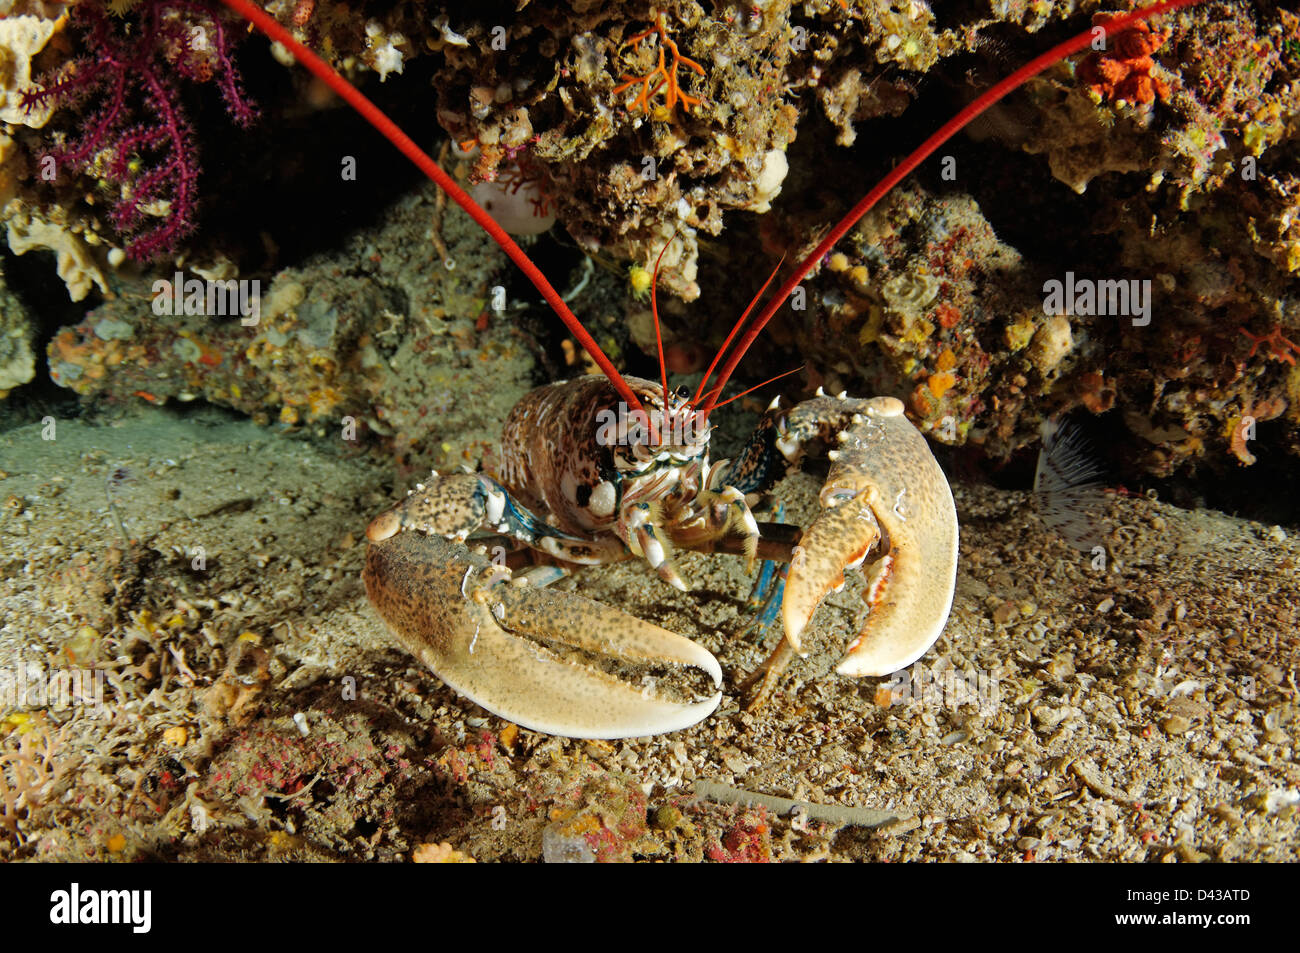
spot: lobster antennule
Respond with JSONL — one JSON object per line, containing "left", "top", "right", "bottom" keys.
{"left": 216, "top": 0, "right": 647, "bottom": 418}
{"left": 692, "top": 252, "right": 785, "bottom": 414}
{"left": 703, "top": 365, "right": 804, "bottom": 412}
{"left": 649, "top": 238, "right": 675, "bottom": 445}
{"left": 697, "top": 0, "right": 1207, "bottom": 417}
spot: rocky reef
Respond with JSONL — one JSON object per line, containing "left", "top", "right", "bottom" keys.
{"left": 0, "top": 261, "right": 36, "bottom": 397}
{"left": 0, "top": 0, "right": 1295, "bottom": 491}
{"left": 43, "top": 180, "right": 539, "bottom": 471}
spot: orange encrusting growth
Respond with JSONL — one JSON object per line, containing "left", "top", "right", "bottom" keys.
{"left": 612, "top": 13, "right": 706, "bottom": 115}
{"left": 1077, "top": 13, "right": 1172, "bottom": 104}
{"left": 927, "top": 372, "right": 956, "bottom": 400}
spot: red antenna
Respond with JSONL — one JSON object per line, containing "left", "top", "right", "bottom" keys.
{"left": 216, "top": 0, "right": 647, "bottom": 417}
{"left": 697, "top": 0, "right": 1207, "bottom": 418}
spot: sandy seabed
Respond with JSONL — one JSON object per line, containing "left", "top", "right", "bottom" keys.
{"left": 0, "top": 405, "right": 1296, "bottom": 862}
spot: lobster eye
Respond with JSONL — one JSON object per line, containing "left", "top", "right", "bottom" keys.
{"left": 675, "top": 385, "right": 691, "bottom": 399}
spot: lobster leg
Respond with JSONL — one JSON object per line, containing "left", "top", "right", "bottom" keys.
{"left": 366, "top": 471, "right": 626, "bottom": 565}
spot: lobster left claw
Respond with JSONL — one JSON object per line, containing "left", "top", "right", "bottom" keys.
{"left": 782, "top": 396, "right": 958, "bottom": 676}
{"left": 364, "top": 529, "right": 723, "bottom": 739}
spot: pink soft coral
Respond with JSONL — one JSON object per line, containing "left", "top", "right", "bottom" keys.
{"left": 21, "top": 0, "right": 256, "bottom": 260}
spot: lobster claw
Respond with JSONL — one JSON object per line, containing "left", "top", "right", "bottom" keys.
{"left": 363, "top": 530, "right": 722, "bottom": 739}
{"left": 783, "top": 397, "right": 958, "bottom": 677}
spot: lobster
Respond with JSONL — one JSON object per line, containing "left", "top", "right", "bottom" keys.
{"left": 220, "top": 0, "right": 1204, "bottom": 738}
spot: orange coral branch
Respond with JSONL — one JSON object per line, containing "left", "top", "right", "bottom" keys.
{"left": 612, "top": 13, "right": 705, "bottom": 115}
{"left": 1239, "top": 325, "right": 1300, "bottom": 366}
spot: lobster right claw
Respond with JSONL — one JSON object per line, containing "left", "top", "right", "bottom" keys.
{"left": 783, "top": 396, "right": 959, "bottom": 677}
{"left": 363, "top": 529, "right": 722, "bottom": 739}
